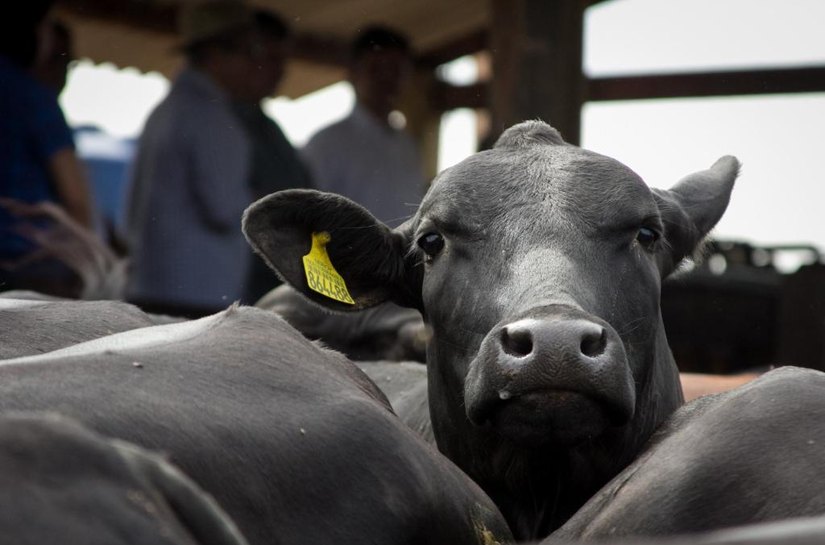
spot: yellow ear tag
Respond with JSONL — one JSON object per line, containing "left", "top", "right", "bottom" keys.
{"left": 302, "top": 231, "right": 355, "bottom": 305}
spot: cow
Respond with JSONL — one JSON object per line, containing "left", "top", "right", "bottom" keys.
{"left": 353, "top": 367, "right": 759, "bottom": 448}
{"left": 540, "top": 515, "right": 825, "bottom": 545}
{"left": 0, "top": 305, "right": 512, "bottom": 545}
{"left": 256, "top": 283, "right": 427, "bottom": 362}
{"left": 548, "top": 366, "right": 825, "bottom": 539}
{"left": 0, "top": 412, "right": 248, "bottom": 545}
{"left": 0, "top": 296, "right": 182, "bottom": 359}
{"left": 241, "top": 120, "right": 744, "bottom": 539}
{"left": 357, "top": 359, "right": 427, "bottom": 402}
{"left": 356, "top": 360, "right": 433, "bottom": 441}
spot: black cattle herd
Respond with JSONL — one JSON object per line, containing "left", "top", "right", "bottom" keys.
{"left": 2, "top": 121, "right": 824, "bottom": 544}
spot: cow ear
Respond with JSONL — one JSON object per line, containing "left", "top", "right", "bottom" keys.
{"left": 242, "top": 189, "right": 419, "bottom": 312}
{"left": 653, "top": 156, "right": 740, "bottom": 276}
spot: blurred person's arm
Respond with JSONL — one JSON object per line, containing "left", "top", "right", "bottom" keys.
{"left": 48, "top": 147, "right": 93, "bottom": 228}
{"left": 28, "top": 81, "right": 94, "bottom": 229}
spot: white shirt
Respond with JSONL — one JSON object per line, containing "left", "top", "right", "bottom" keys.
{"left": 301, "top": 103, "right": 425, "bottom": 227}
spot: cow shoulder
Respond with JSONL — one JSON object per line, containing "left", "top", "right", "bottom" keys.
{"left": 0, "top": 412, "right": 248, "bottom": 545}
{"left": 555, "top": 367, "right": 825, "bottom": 538}
{"left": 0, "top": 298, "right": 159, "bottom": 359}
{"left": 0, "top": 306, "right": 511, "bottom": 545}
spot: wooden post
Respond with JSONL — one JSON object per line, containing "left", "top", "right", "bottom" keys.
{"left": 489, "top": 0, "right": 586, "bottom": 144}
{"left": 778, "top": 264, "right": 825, "bottom": 371}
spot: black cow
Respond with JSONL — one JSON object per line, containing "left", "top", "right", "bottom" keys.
{"left": 541, "top": 515, "right": 825, "bottom": 545}
{"left": 242, "top": 120, "right": 740, "bottom": 539}
{"left": 357, "top": 360, "right": 433, "bottom": 442}
{"left": 549, "top": 366, "right": 825, "bottom": 539}
{"left": 0, "top": 306, "right": 512, "bottom": 545}
{"left": 0, "top": 296, "right": 180, "bottom": 359}
{"left": 257, "top": 284, "right": 427, "bottom": 362}
{"left": 0, "top": 412, "right": 247, "bottom": 545}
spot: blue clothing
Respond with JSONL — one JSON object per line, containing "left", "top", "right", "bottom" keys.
{"left": 125, "top": 66, "right": 252, "bottom": 312}
{"left": 73, "top": 126, "right": 136, "bottom": 238}
{"left": 0, "top": 55, "right": 75, "bottom": 258}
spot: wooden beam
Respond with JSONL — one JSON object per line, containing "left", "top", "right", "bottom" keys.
{"left": 299, "top": 28, "right": 490, "bottom": 70}
{"left": 291, "top": 34, "right": 349, "bottom": 67}
{"left": 56, "top": 0, "right": 482, "bottom": 71}
{"left": 416, "top": 30, "right": 487, "bottom": 68}
{"left": 431, "top": 65, "right": 825, "bottom": 113}
{"left": 489, "top": 0, "right": 586, "bottom": 145}
{"left": 55, "top": 0, "right": 351, "bottom": 68}
{"left": 432, "top": 81, "right": 486, "bottom": 112}
{"left": 587, "top": 66, "right": 825, "bottom": 101}
{"left": 55, "top": 0, "right": 176, "bottom": 33}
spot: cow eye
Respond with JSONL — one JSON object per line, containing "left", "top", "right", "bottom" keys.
{"left": 636, "top": 227, "right": 660, "bottom": 249}
{"left": 417, "top": 232, "right": 444, "bottom": 259}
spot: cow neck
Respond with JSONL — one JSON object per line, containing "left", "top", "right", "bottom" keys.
{"left": 634, "top": 324, "right": 685, "bottom": 441}
{"left": 481, "top": 439, "right": 625, "bottom": 539}
{"left": 425, "top": 340, "right": 608, "bottom": 539}
{"left": 424, "top": 319, "right": 684, "bottom": 541}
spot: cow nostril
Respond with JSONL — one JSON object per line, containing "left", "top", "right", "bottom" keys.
{"left": 580, "top": 327, "right": 607, "bottom": 358}
{"left": 501, "top": 326, "right": 533, "bottom": 357}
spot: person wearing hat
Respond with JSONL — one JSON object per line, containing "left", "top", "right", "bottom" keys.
{"left": 301, "top": 25, "right": 425, "bottom": 228}
{"left": 124, "top": 0, "right": 263, "bottom": 318}
{"left": 232, "top": 8, "right": 314, "bottom": 305}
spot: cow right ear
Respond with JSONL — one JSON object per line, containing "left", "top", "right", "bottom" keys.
{"left": 652, "top": 155, "right": 740, "bottom": 277}
{"left": 242, "top": 189, "right": 420, "bottom": 312}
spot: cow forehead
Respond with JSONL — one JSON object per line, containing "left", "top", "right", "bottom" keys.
{"left": 420, "top": 144, "right": 656, "bottom": 232}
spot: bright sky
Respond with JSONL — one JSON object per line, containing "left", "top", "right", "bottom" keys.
{"left": 61, "top": 0, "right": 825, "bottom": 264}
{"left": 582, "top": 0, "right": 825, "bottom": 271}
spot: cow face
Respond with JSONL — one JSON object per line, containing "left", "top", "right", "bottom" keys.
{"left": 244, "top": 121, "right": 738, "bottom": 531}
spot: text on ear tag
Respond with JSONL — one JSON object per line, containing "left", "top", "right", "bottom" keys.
{"left": 302, "top": 231, "right": 355, "bottom": 305}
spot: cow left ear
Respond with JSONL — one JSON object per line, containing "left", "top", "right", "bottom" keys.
{"left": 242, "top": 189, "right": 419, "bottom": 312}
{"left": 653, "top": 155, "right": 740, "bottom": 276}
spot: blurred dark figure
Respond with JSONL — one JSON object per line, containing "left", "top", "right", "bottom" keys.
{"left": 34, "top": 18, "right": 132, "bottom": 255}
{"left": 233, "top": 9, "right": 313, "bottom": 304}
{"left": 301, "top": 25, "right": 425, "bottom": 228}
{"left": 30, "top": 18, "right": 73, "bottom": 94}
{"left": 0, "top": 8, "right": 96, "bottom": 297}
{"left": 125, "top": 0, "right": 265, "bottom": 318}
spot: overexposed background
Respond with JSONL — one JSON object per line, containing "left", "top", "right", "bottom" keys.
{"left": 61, "top": 0, "right": 825, "bottom": 266}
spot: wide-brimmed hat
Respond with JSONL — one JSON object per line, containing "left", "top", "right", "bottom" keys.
{"left": 177, "top": 0, "right": 255, "bottom": 48}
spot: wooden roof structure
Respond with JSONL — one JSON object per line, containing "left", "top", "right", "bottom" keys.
{"left": 52, "top": 0, "right": 825, "bottom": 174}
{"left": 53, "top": 0, "right": 495, "bottom": 98}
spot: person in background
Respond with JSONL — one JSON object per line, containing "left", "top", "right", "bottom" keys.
{"left": 30, "top": 18, "right": 73, "bottom": 95}
{"left": 233, "top": 8, "right": 313, "bottom": 304}
{"left": 0, "top": 8, "right": 95, "bottom": 296}
{"left": 124, "top": 0, "right": 261, "bottom": 318}
{"left": 301, "top": 25, "right": 424, "bottom": 228}
{"left": 32, "top": 18, "right": 132, "bottom": 255}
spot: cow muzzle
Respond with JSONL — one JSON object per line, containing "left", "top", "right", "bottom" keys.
{"left": 464, "top": 305, "right": 635, "bottom": 447}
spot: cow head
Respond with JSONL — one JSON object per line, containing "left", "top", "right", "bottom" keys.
{"left": 243, "top": 121, "right": 738, "bottom": 537}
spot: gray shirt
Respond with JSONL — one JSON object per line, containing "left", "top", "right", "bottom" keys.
{"left": 125, "top": 66, "right": 252, "bottom": 310}
{"left": 301, "top": 103, "right": 424, "bottom": 227}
